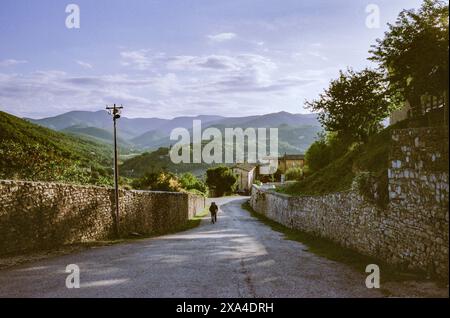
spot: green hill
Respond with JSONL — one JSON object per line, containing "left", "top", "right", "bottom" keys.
{"left": 120, "top": 147, "right": 212, "bottom": 179}
{"left": 62, "top": 125, "right": 115, "bottom": 141}
{"left": 27, "top": 110, "right": 322, "bottom": 153}
{"left": 62, "top": 125, "right": 135, "bottom": 152}
{"left": 0, "top": 111, "right": 114, "bottom": 186}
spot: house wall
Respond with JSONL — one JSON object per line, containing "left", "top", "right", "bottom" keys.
{"left": 247, "top": 169, "right": 255, "bottom": 190}
{"left": 279, "top": 159, "right": 305, "bottom": 173}
{"left": 233, "top": 168, "right": 255, "bottom": 192}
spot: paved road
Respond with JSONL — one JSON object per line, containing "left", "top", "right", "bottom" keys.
{"left": 0, "top": 197, "right": 383, "bottom": 298}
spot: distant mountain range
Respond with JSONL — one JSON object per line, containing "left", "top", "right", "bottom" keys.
{"left": 26, "top": 110, "right": 322, "bottom": 154}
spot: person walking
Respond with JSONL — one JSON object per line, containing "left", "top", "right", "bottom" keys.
{"left": 209, "top": 202, "right": 218, "bottom": 224}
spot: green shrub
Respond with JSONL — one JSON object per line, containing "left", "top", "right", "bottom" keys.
{"left": 179, "top": 173, "right": 208, "bottom": 195}
{"left": 285, "top": 167, "right": 303, "bottom": 181}
{"left": 184, "top": 188, "right": 208, "bottom": 197}
{"left": 131, "top": 171, "right": 181, "bottom": 192}
{"left": 352, "top": 171, "right": 375, "bottom": 197}
{"left": 305, "top": 132, "right": 351, "bottom": 173}
{"left": 305, "top": 138, "right": 331, "bottom": 172}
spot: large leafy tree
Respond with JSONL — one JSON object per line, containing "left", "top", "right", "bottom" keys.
{"left": 369, "top": 0, "right": 449, "bottom": 117}
{"left": 305, "top": 68, "right": 393, "bottom": 143}
{"left": 206, "top": 166, "right": 237, "bottom": 197}
{"left": 179, "top": 172, "right": 208, "bottom": 194}
{"left": 305, "top": 132, "right": 349, "bottom": 172}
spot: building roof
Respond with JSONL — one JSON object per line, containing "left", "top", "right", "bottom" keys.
{"left": 232, "top": 163, "right": 257, "bottom": 172}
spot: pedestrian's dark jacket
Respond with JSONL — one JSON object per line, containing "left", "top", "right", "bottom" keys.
{"left": 209, "top": 203, "right": 218, "bottom": 214}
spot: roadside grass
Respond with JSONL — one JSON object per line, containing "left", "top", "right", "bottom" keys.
{"left": 241, "top": 201, "right": 430, "bottom": 287}
{"left": 169, "top": 207, "right": 210, "bottom": 233}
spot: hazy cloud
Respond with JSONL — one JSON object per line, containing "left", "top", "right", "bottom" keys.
{"left": 0, "top": 44, "right": 326, "bottom": 118}
{"left": 0, "top": 71, "right": 173, "bottom": 116}
{"left": 76, "top": 60, "right": 93, "bottom": 69}
{"left": 120, "top": 49, "right": 163, "bottom": 70}
{"left": 207, "top": 32, "right": 237, "bottom": 42}
{"left": 167, "top": 55, "right": 243, "bottom": 71}
{"left": 0, "top": 59, "right": 28, "bottom": 67}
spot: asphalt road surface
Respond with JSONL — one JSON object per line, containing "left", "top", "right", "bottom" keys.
{"left": 0, "top": 197, "right": 384, "bottom": 298}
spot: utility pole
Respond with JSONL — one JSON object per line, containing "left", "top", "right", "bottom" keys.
{"left": 106, "top": 104, "right": 123, "bottom": 237}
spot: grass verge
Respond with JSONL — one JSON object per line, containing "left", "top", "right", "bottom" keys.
{"left": 167, "top": 207, "right": 210, "bottom": 234}
{"left": 241, "top": 201, "right": 430, "bottom": 286}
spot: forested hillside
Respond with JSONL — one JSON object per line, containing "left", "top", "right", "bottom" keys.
{"left": 0, "top": 111, "right": 114, "bottom": 185}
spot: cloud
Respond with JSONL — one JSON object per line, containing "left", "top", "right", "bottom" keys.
{"left": 0, "top": 71, "right": 175, "bottom": 117}
{"left": 167, "top": 55, "right": 242, "bottom": 71}
{"left": 76, "top": 60, "right": 93, "bottom": 69}
{"left": 291, "top": 42, "right": 330, "bottom": 63}
{"left": 0, "top": 59, "right": 28, "bottom": 67}
{"left": 1, "top": 48, "right": 327, "bottom": 118}
{"left": 212, "top": 75, "right": 314, "bottom": 93}
{"left": 120, "top": 49, "right": 159, "bottom": 70}
{"left": 167, "top": 54, "right": 276, "bottom": 74}
{"left": 120, "top": 51, "right": 277, "bottom": 75}
{"left": 207, "top": 32, "right": 237, "bottom": 42}
{"left": 307, "top": 51, "right": 329, "bottom": 61}
{"left": 62, "top": 74, "right": 156, "bottom": 87}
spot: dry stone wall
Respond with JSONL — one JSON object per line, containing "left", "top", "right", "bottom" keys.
{"left": 250, "top": 127, "right": 449, "bottom": 278}
{"left": 389, "top": 127, "right": 448, "bottom": 209}
{"left": 0, "top": 180, "right": 205, "bottom": 255}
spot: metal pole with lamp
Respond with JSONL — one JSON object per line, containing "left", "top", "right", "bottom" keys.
{"left": 106, "top": 104, "right": 123, "bottom": 237}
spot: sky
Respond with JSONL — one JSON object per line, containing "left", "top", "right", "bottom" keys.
{"left": 0, "top": 0, "right": 423, "bottom": 119}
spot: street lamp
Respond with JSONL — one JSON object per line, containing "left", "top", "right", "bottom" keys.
{"left": 106, "top": 104, "right": 123, "bottom": 237}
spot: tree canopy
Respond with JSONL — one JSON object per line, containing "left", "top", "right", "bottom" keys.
{"left": 369, "top": 0, "right": 449, "bottom": 117}
{"left": 305, "top": 68, "right": 393, "bottom": 142}
{"left": 206, "top": 166, "right": 237, "bottom": 197}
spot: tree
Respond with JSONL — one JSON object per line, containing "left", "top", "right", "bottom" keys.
{"left": 179, "top": 173, "right": 208, "bottom": 195}
{"left": 305, "top": 138, "right": 332, "bottom": 173}
{"left": 369, "top": 0, "right": 449, "bottom": 118}
{"left": 305, "top": 68, "right": 393, "bottom": 143}
{"left": 206, "top": 166, "right": 237, "bottom": 197}
{"left": 305, "top": 132, "right": 351, "bottom": 172}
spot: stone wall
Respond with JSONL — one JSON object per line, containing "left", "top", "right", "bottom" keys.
{"left": 0, "top": 180, "right": 205, "bottom": 255}
{"left": 389, "top": 127, "right": 449, "bottom": 209}
{"left": 250, "top": 127, "right": 449, "bottom": 278}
